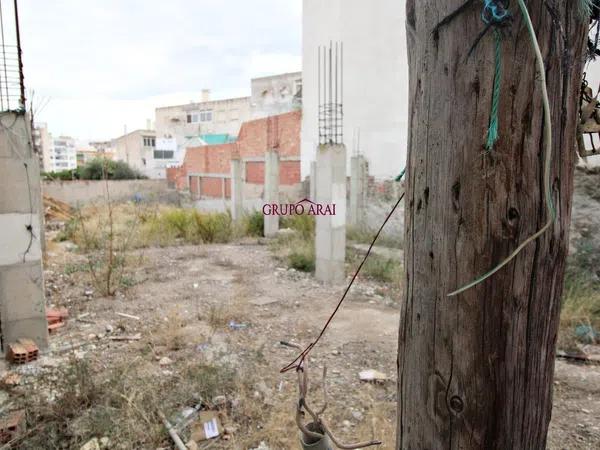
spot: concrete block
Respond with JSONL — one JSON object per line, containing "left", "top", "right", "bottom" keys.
{"left": 309, "top": 161, "right": 317, "bottom": 201}
{"left": 264, "top": 150, "right": 280, "bottom": 237}
{"left": 0, "top": 262, "right": 48, "bottom": 350}
{"left": 315, "top": 144, "right": 347, "bottom": 284}
{"left": 0, "top": 214, "right": 42, "bottom": 266}
{"left": 0, "top": 159, "right": 42, "bottom": 214}
{"left": 0, "top": 114, "right": 31, "bottom": 160}
{"left": 231, "top": 158, "right": 243, "bottom": 221}
{"left": 349, "top": 155, "right": 368, "bottom": 227}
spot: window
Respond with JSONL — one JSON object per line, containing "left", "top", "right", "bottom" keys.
{"left": 153, "top": 150, "right": 174, "bottom": 159}
{"left": 187, "top": 111, "right": 212, "bottom": 123}
{"left": 200, "top": 110, "right": 212, "bottom": 122}
{"left": 143, "top": 137, "right": 156, "bottom": 147}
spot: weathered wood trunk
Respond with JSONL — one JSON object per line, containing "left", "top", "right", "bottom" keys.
{"left": 398, "top": 1, "right": 587, "bottom": 448}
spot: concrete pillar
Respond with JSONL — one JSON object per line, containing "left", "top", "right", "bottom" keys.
{"left": 264, "top": 150, "right": 280, "bottom": 237}
{"left": 0, "top": 113, "right": 48, "bottom": 351}
{"left": 309, "top": 161, "right": 317, "bottom": 201}
{"left": 230, "top": 158, "right": 243, "bottom": 222}
{"left": 315, "top": 144, "right": 347, "bottom": 284}
{"left": 349, "top": 155, "right": 368, "bottom": 227}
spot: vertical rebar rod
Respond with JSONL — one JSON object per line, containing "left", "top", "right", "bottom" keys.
{"left": 340, "top": 42, "right": 344, "bottom": 144}
{"left": 318, "top": 46, "right": 321, "bottom": 144}
{"left": 329, "top": 42, "right": 332, "bottom": 144}
{"left": 14, "top": 0, "right": 24, "bottom": 109}
{"left": 335, "top": 41, "right": 338, "bottom": 145}
{"left": 0, "top": 0, "right": 8, "bottom": 109}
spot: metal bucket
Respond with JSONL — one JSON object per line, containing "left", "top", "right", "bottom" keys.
{"left": 300, "top": 422, "right": 333, "bottom": 450}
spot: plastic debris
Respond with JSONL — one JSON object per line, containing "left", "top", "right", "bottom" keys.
{"left": 358, "top": 369, "right": 389, "bottom": 383}
{"left": 228, "top": 321, "right": 248, "bottom": 330}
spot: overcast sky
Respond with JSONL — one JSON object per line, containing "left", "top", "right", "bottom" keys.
{"left": 19, "top": 0, "right": 302, "bottom": 141}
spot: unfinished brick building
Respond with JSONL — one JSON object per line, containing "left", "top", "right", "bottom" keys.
{"left": 167, "top": 111, "right": 301, "bottom": 200}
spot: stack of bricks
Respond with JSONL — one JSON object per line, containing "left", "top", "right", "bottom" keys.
{"left": 46, "top": 307, "right": 69, "bottom": 333}
{"left": 7, "top": 338, "right": 39, "bottom": 364}
{"left": 0, "top": 410, "right": 25, "bottom": 444}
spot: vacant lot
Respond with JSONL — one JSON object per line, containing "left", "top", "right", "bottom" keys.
{"left": 1, "top": 168, "right": 598, "bottom": 449}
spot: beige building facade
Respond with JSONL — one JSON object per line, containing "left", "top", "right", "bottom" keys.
{"left": 155, "top": 91, "right": 251, "bottom": 145}
{"left": 112, "top": 129, "right": 157, "bottom": 176}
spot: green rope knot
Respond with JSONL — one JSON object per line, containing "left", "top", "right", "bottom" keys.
{"left": 486, "top": 29, "right": 503, "bottom": 151}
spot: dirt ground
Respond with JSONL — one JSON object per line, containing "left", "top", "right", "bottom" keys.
{"left": 3, "top": 233, "right": 597, "bottom": 449}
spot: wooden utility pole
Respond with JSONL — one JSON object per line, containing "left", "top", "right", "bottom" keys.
{"left": 398, "top": 1, "right": 587, "bottom": 448}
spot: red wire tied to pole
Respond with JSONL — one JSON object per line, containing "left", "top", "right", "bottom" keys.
{"left": 280, "top": 191, "right": 405, "bottom": 374}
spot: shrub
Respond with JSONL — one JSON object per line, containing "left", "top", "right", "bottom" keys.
{"left": 244, "top": 210, "right": 264, "bottom": 237}
{"left": 281, "top": 213, "right": 315, "bottom": 239}
{"left": 362, "top": 257, "right": 402, "bottom": 283}
{"left": 288, "top": 241, "right": 316, "bottom": 272}
{"left": 79, "top": 158, "right": 146, "bottom": 180}
{"left": 191, "top": 211, "right": 232, "bottom": 243}
{"left": 161, "top": 209, "right": 192, "bottom": 239}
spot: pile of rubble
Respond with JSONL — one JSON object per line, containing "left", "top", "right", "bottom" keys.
{"left": 43, "top": 195, "right": 73, "bottom": 222}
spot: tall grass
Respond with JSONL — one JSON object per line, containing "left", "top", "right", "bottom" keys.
{"left": 559, "top": 236, "right": 600, "bottom": 349}
{"left": 270, "top": 214, "right": 316, "bottom": 272}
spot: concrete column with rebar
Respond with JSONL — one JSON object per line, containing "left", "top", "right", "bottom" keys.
{"left": 349, "top": 155, "right": 368, "bottom": 227}
{"left": 230, "top": 157, "right": 243, "bottom": 222}
{"left": 309, "top": 161, "right": 317, "bottom": 201}
{"left": 0, "top": 112, "right": 48, "bottom": 352}
{"left": 264, "top": 150, "right": 280, "bottom": 237}
{"left": 315, "top": 144, "right": 346, "bottom": 283}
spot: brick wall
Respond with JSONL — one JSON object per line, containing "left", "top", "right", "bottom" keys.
{"left": 280, "top": 160, "right": 301, "bottom": 185}
{"left": 173, "top": 111, "right": 301, "bottom": 198}
{"left": 245, "top": 161, "right": 265, "bottom": 184}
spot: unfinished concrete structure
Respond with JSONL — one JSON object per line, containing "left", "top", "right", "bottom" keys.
{"left": 250, "top": 72, "right": 302, "bottom": 119}
{"left": 309, "top": 161, "right": 317, "bottom": 201}
{"left": 230, "top": 156, "right": 243, "bottom": 222}
{"left": 263, "top": 150, "right": 280, "bottom": 237}
{"left": 0, "top": 113, "right": 48, "bottom": 351}
{"left": 315, "top": 144, "right": 346, "bottom": 283}
{"left": 349, "top": 155, "right": 368, "bottom": 227}
{"left": 302, "top": 0, "right": 407, "bottom": 178}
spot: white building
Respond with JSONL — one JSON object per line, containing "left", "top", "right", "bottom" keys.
{"left": 47, "top": 136, "right": 77, "bottom": 172}
{"left": 149, "top": 137, "right": 181, "bottom": 179}
{"left": 301, "top": 0, "right": 408, "bottom": 178}
{"left": 251, "top": 72, "right": 302, "bottom": 119}
{"left": 32, "top": 122, "right": 52, "bottom": 171}
{"left": 112, "top": 129, "right": 157, "bottom": 177}
{"left": 155, "top": 90, "right": 251, "bottom": 148}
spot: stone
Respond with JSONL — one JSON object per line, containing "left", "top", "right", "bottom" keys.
{"left": 159, "top": 357, "right": 173, "bottom": 366}
{"left": 80, "top": 438, "right": 100, "bottom": 450}
{"left": 352, "top": 410, "right": 363, "bottom": 421}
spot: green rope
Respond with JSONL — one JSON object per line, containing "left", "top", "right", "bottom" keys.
{"left": 394, "top": 168, "right": 406, "bottom": 182}
{"left": 486, "top": 29, "right": 503, "bottom": 151}
{"left": 448, "top": 0, "right": 557, "bottom": 296}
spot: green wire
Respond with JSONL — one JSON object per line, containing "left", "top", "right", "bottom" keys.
{"left": 448, "top": 0, "right": 556, "bottom": 296}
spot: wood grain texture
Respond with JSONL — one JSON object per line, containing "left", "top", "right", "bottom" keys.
{"left": 397, "top": 1, "right": 587, "bottom": 448}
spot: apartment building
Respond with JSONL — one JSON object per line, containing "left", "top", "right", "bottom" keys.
{"left": 32, "top": 122, "right": 52, "bottom": 171}
{"left": 155, "top": 90, "right": 251, "bottom": 147}
{"left": 250, "top": 72, "right": 302, "bottom": 119}
{"left": 42, "top": 136, "right": 77, "bottom": 172}
{"left": 112, "top": 129, "right": 157, "bottom": 176}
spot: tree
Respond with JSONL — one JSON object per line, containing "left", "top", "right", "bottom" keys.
{"left": 398, "top": 1, "right": 588, "bottom": 448}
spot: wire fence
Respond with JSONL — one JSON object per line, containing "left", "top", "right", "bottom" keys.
{"left": 0, "top": 0, "right": 24, "bottom": 112}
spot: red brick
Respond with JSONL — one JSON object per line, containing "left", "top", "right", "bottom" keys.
{"left": 172, "top": 111, "right": 301, "bottom": 197}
